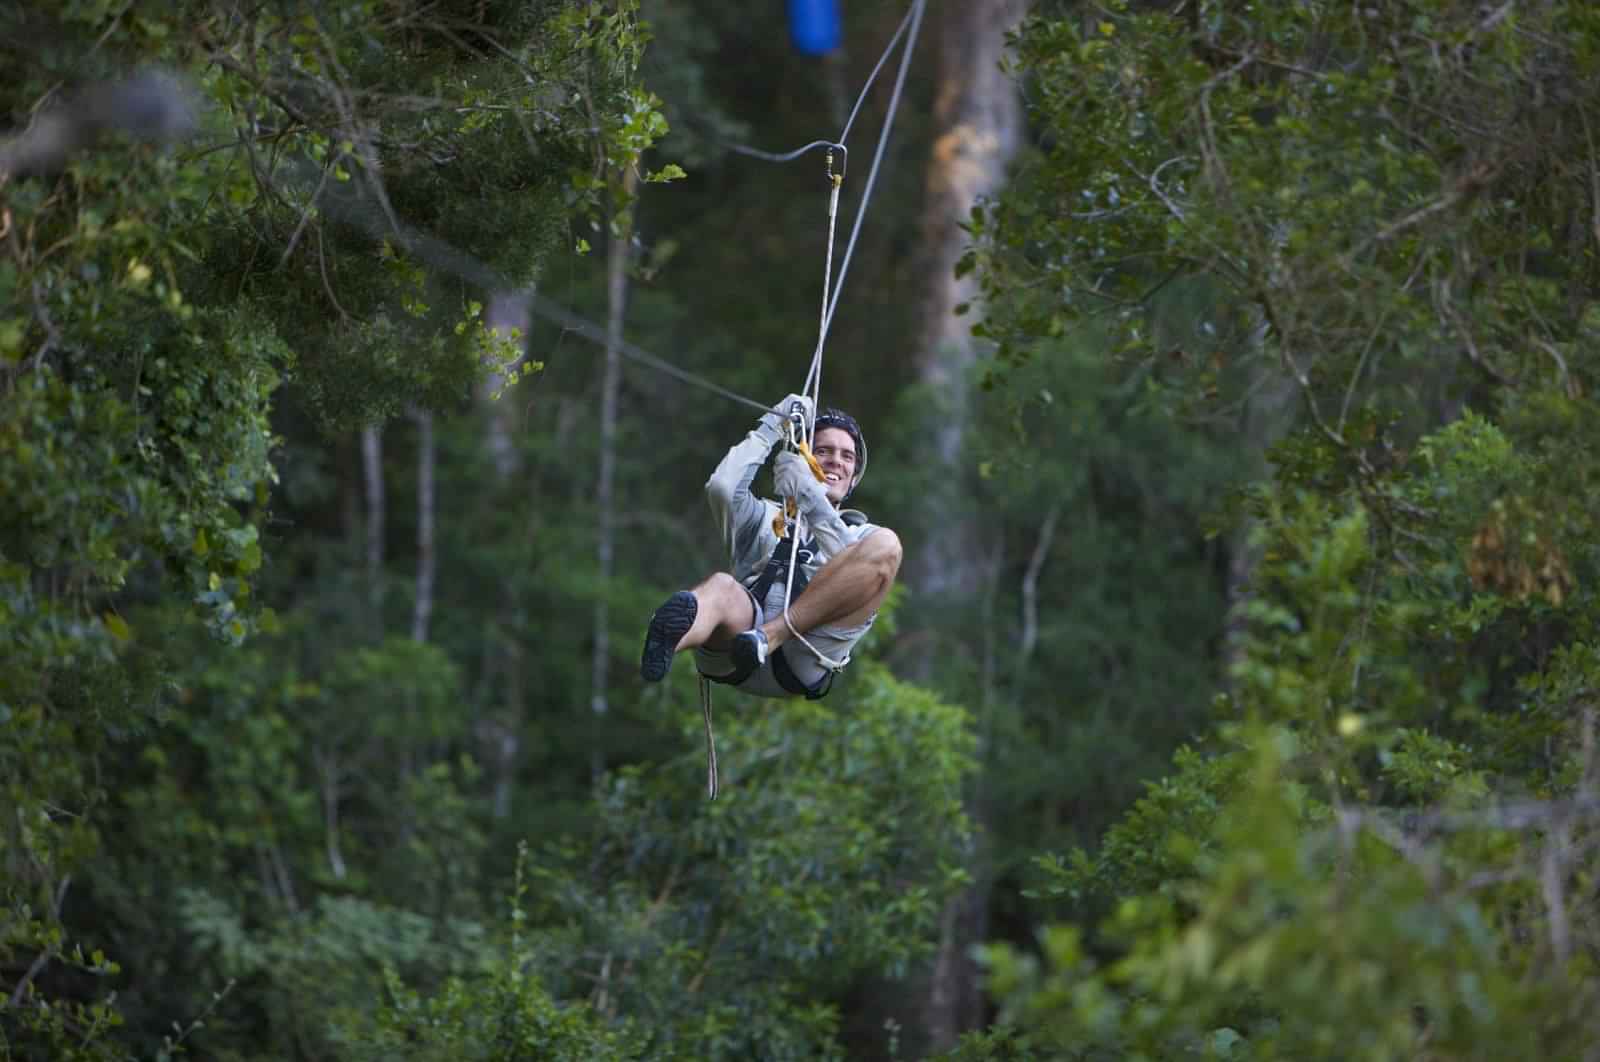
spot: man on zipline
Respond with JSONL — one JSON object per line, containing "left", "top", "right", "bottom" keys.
{"left": 639, "top": 394, "right": 902, "bottom": 698}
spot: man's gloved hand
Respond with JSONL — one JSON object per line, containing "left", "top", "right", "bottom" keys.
{"left": 759, "top": 394, "right": 814, "bottom": 437}
{"left": 774, "top": 450, "right": 849, "bottom": 555}
{"left": 774, "top": 450, "right": 827, "bottom": 511}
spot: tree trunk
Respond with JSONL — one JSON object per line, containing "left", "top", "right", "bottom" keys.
{"left": 911, "top": 0, "right": 1027, "bottom": 604}
{"left": 591, "top": 166, "right": 638, "bottom": 774}
{"left": 412, "top": 411, "right": 436, "bottom": 644}
{"left": 361, "top": 424, "right": 385, "bottom": 623}
{"left": 477, "top": 295, "right": 531, "bottom": 820}
{"left": 909, "top": 0, "right": 1028, "bottom": 1053}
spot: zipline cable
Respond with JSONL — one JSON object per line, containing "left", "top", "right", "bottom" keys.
{"left": 726, "top": 139, "right": 844, "bottom": 167}
{"left": 522, "top": 290, "right": 778, "bottom": 417}
{"left": 289, "top": 161, "right": 784, "bottom": 417}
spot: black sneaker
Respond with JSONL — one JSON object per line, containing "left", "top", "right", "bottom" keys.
{"left": 730, "top": 627, "right": 769, "bottom": 676}
{"left": 641, "top": 591, "right": 697, "bottom": 682}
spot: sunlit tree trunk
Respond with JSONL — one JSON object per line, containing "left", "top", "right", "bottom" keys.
{"left": 909, "top": 0, "right": 1027, "bottom": 1052}
{"left": 911, "top": 0, "right": 1026, "bottom": 605}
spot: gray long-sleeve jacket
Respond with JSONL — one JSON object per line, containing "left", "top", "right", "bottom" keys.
{"left": 705, "top": 416, "right": 878, "bottom": 595}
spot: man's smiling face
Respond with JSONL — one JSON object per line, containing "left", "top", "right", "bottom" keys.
{"left": 813, "top": 426, "right": 858, "bottom": 506}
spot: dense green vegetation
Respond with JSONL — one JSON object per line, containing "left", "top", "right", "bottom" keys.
{"left": 6, "top": 0, "right": 1600, "bottom": 1059}
{"left": 956, "top": 1, "right": 1600, "bottom": 1058}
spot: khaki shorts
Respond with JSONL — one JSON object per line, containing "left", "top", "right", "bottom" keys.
{"left": 694, "top": 582, "right": 873, "bottom": 698}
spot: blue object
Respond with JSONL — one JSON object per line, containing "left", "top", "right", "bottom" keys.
{"left": 788, "top": 0, "right": 842, "bottom": 55}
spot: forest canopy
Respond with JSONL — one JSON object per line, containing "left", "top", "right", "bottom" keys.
{"left": 5, "top": 0, "right": 1600, "bottom": 1060}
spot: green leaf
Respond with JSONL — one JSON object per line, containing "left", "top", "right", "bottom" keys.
{"left": 102, "top": 613, "right": 132, "bottom": 642}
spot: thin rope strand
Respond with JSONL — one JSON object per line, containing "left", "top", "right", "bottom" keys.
{"left": 523, "top": 291, "right": 778, "bottom": 416}
{"left": 803, "top": 178, "right": 842, "bottom": 439}
{"left": 822, "top": 0, "right": 926, "bottom": 340}
{"left": 280, "top": 150, "right": 783, "bottom": 419}
{"left": 723, "top": 1, "right": 916, "bottom": 173}
{"left": 803, "top": 0, "right": 924, "bottom": 419}
{"left": 700, "top": 675, "right": 718, "bottom": 800}
{"left": 726, "top": 139, "right": 844, "bottom": 166}
{"left": 838, "top": 3, "right": 916, "bottom": 145}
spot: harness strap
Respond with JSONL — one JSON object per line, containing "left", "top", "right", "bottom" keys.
{"left": 702, "top": 640, "right": 833, "bottom": 700}
{"left": 749, "top": 532, "right": 817, "bottom": 606}
{"left": 771, "top": 643, "right": 835, "bottom": 700}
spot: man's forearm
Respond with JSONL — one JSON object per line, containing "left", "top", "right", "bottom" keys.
{"left": 705, "top": 419, "right": 782, "bottom": 559}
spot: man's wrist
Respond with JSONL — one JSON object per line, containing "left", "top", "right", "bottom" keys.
{"left": 753, "top": 415, "right": 785, "bottom": 447}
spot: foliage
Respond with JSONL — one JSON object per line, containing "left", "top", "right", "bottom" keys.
{"left": 951, "top": 0, "right": 1600, "bottom": 1057}
{"left": 0, "top": 0, "right": 673, "bottom": 1055}
{"left": 973, "top": 0, "right": 1600, "bottom": 434}
{"left": 963, "top": 339, "right": 1240, "bottom": 861}
{"left": 129, "top": 649, "right": 976, "bottom": 1061}
{"left": 515, "top": 660, "right": 976, "bottom": 1060}
{"left": 969, "top": 443, "right": 1600, "bottom": 1056}
{"left": 351, "top": 963, "right": 644, "bottom": 1062}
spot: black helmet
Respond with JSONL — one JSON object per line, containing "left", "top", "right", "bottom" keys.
{"left": 813, "top": 407, "right": 867, "bottom": 498}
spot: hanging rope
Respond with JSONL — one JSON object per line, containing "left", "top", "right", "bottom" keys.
{"left": 700, "top": 674, "right": 718, "bottom": 800}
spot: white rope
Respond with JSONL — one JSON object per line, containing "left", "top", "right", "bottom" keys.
{"left": 723, "top": 0, "right": 916, "bottom": 178}
{"left": 804, "top": 173, "right": 843, "bottom": 441}
{"left": 781, "top": 509, "right": 851, "bottom": 673}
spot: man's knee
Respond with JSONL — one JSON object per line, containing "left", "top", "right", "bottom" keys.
{"left": 701, "top": 571, "right": 742, "bottom": 596}
{"left": 697, "top": 571, "right": 754, "bottom": 628}
{"left": 862, "top": 528, "right": 903, "bottom": 580}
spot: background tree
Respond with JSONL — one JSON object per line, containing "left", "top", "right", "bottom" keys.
{"left": 954, "top": 1, "right": 1600, "bottom": 1057}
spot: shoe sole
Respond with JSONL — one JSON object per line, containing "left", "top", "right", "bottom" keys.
{"left": 640, "top": 591, "right": 697, "bottom": 682}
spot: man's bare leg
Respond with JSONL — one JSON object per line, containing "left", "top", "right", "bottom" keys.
{"left": 640, "top": 572, "right": 756, "bottom": 682}
{"left": 679, "top": 572, "right": 757, "bottom": 652}
{"left": 762, "top": 529, "right": 902, "bottom": 651}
